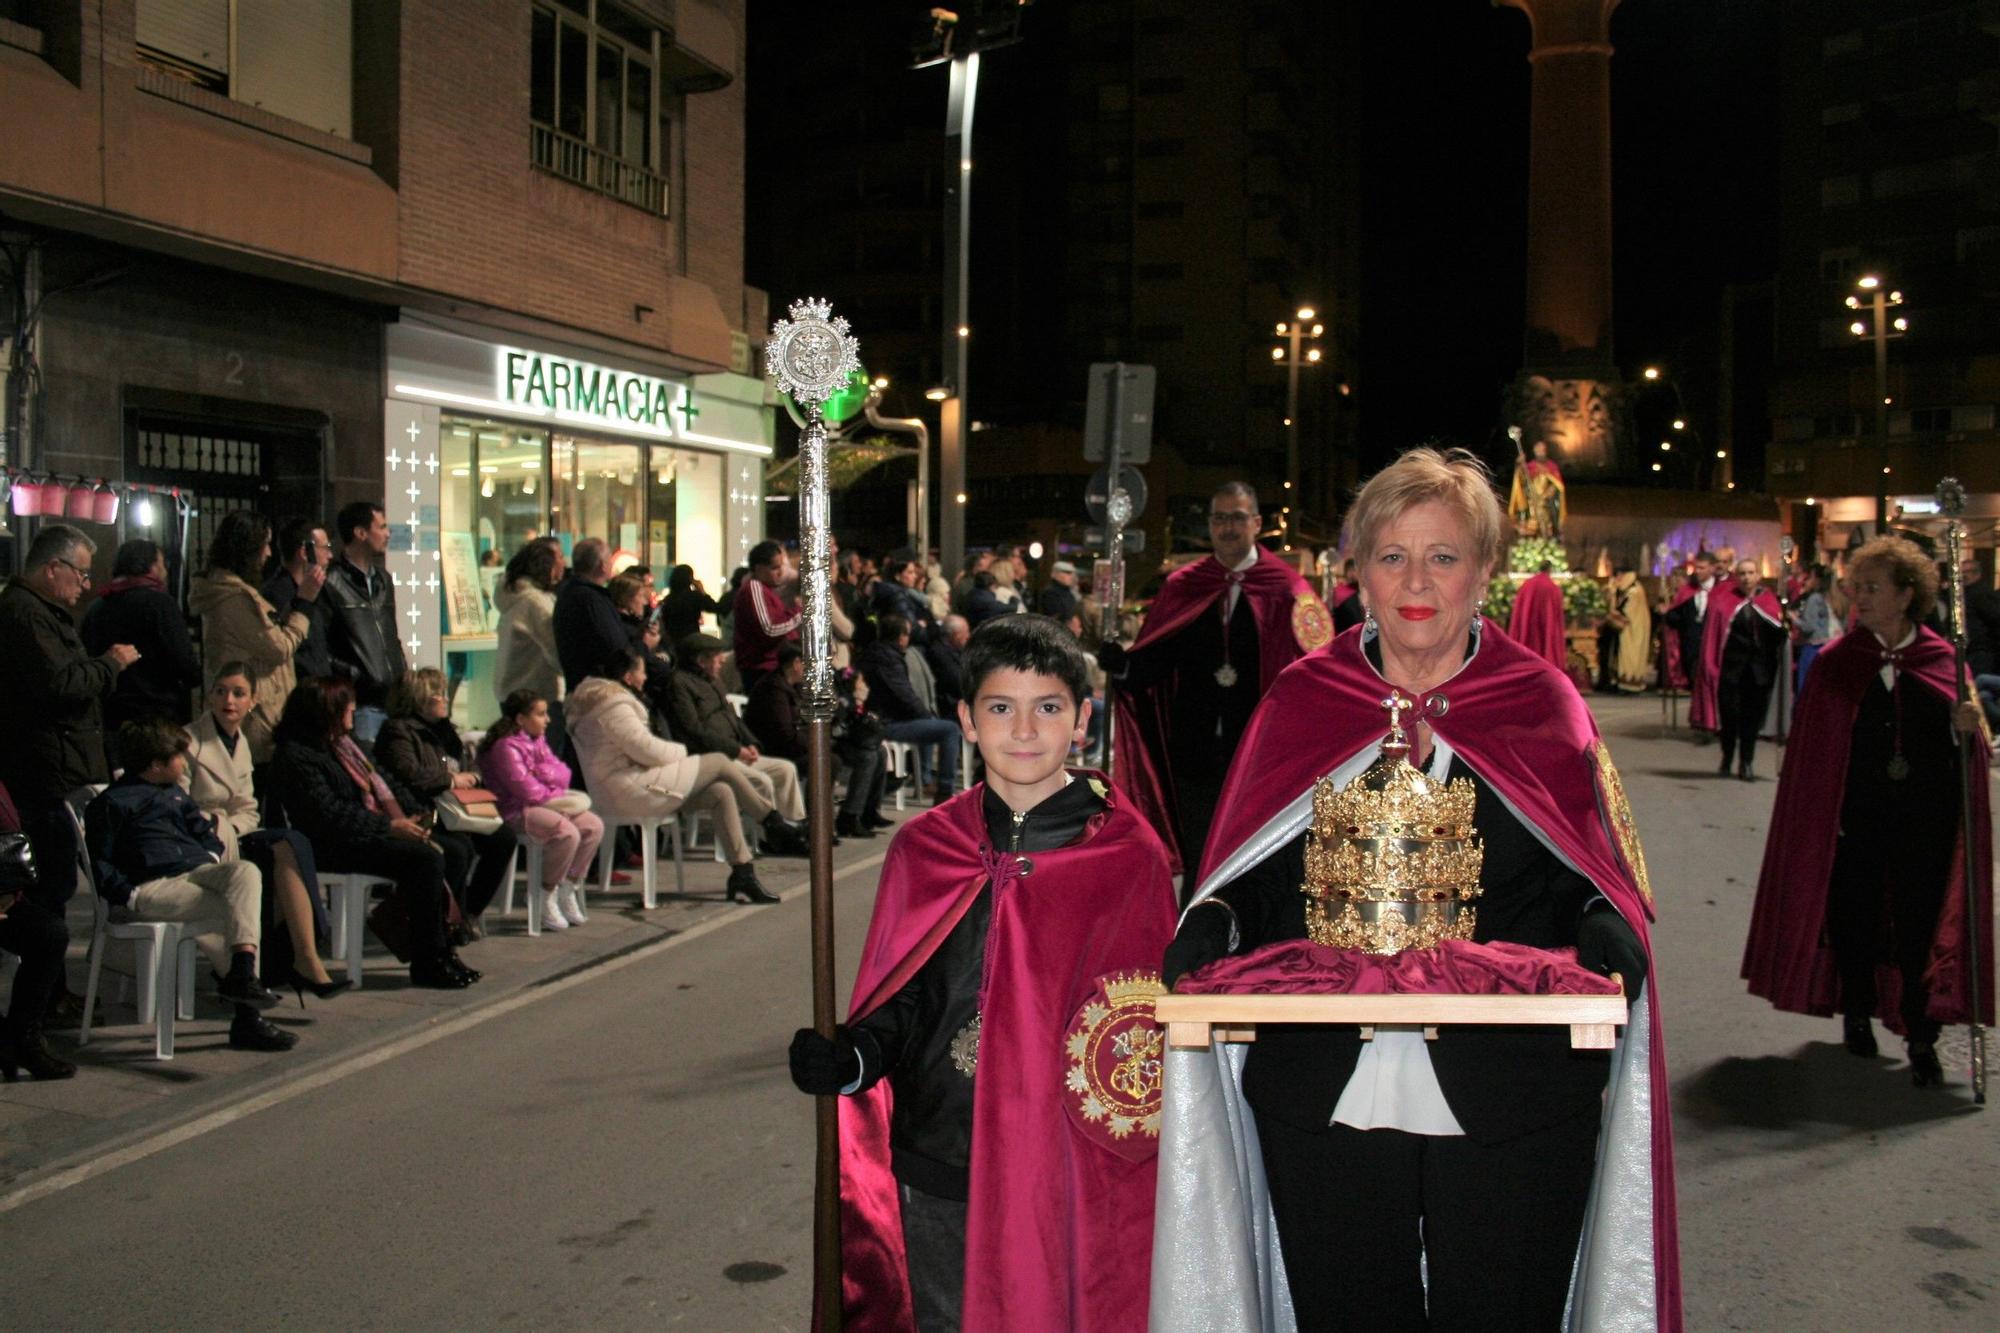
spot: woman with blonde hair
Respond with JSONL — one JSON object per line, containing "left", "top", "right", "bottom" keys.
{"left": 1153, "top": 446, "right": 1677, "bottom": 1330}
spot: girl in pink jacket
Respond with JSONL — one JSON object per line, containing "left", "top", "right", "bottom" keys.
{"left": 478, "top": 689, "right": 603, "bottom": 930}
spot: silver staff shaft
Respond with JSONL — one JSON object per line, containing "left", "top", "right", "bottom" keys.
{"left": 1941, "top": 495, "right": 1989, "bottom": 1104}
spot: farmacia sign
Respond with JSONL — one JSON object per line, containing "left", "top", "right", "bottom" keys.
{"left": 498, "top": 347, "right": 679, "bottom": 432}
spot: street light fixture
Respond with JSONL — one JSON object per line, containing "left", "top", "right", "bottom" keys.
{"left": 1845, "top": 274, "right": 1908, "bottom": 531}
{"left": 1271, "top": 301, "right": 1325, "bottom": 526}
{"left": 1642, "top": 366, "right": 1661, "bottom": 381}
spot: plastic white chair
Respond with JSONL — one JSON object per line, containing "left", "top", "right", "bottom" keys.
{"left": 883, "top": 740, "right": 919, "bottom": 811}
{"left": 319, "top": 872, "right": 394, "bottom": 985}
{"left": 496, "top": 839, "right": 548, "bottom": 934}
{"left": 594, "top": 814, "right": 686, "bottom": 909}
{"left": 67, "top": 791, "right": 197, "bottom": 1061}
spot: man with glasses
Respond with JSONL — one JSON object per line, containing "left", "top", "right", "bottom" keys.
{"left": 0, "top": 524, "right": 139, "bottom": 1021}
{"left": 262, "top": 517, "right": 335, "bottom": 680}
{"left": 1101, "top": 482, "right": 1332, "bottom": 896}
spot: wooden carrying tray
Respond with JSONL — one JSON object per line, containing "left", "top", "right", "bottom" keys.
{"left": 1155, "top": 976, "right": 1627, "bottom": 1052}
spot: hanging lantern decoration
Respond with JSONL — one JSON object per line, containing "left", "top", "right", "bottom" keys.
{"left": 35, "top": 480, "right": 68, "bottom": 517}
{"left": 92, "top": 483, "right": 120, "bottom": 524}
{"left": 68, "top": 479, "right": 99, "bottom": 519}
{"left": 10, "top": 479, "right": 42, "bottom": 516}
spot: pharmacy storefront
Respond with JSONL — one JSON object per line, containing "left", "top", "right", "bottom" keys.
{"left": 385, "top": 318, "right": 770, "bottom": 725}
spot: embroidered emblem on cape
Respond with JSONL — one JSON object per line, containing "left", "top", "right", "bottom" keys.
{"left": 1592, "top": 740, "right": 1654, "bottom": 910}
{"left": 1063, "top": 972, "right": 1166, "bottom": 1159}
{"left": 950, "top": 1013, "right": 981, "bottom": 1077}
{"left": 1292, "top": 591, "right": 1334, "bottom": 653}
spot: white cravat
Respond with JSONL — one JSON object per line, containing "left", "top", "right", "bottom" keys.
{"left": 1873, "top": 624, "right": 1918, "bottom": 690}
{"left": 1694, "top": 575, "right": 1714, "bottom": 619}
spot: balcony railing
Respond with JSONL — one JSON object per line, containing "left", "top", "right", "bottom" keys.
{"left": 531, "top": 123, "right": 668, "bottom": 216}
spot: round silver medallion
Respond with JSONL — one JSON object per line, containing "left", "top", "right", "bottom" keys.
{"left": 765, "top": 298, "right": 861, "bottom": 406}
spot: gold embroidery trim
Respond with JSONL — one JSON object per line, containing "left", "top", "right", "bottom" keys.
{"left": 1292, "top": 591, "right": 1334, "bottom": 652}
{"left": 1592, "top": 739, "right": 1654, "bottom": 910}
{"left": 950, "top": 1013, "right": 981, "bottom": 1077}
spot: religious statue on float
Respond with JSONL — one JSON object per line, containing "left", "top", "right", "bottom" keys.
{"left": 1508, "top": 426, "right": 1567, "bottom": 540}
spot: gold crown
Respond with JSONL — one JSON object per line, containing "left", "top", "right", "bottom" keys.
{"left": 1301, "top": 693, "right": 1484, "bottom": 955}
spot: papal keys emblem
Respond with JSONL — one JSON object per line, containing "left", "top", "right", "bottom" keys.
{"left": 1063, "top": 972, "right": 1167, "bottom": 1159}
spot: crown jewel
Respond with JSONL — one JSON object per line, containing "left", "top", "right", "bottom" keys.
{"left": 1301, "top": 693, "right": 1484, "bottom": 954}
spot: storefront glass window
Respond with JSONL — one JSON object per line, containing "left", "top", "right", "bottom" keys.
{"left": 552, "top": 435, "right": 644, "bottom": 568}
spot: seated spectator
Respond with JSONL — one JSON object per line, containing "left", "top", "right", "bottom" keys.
{"left": 189, "top": 510, "right": 323, "bottom": 763}
{"left": 478, "top": 689, "right": 605, "bottom": 931}
{"left": 670, "top": 634, "right": 810, "bottom": 843}
{"left": 991, "top": 548, "right": 1027, "bottom": 612}
{"left": 496, "top": 538, "right": 567, "bottom": 750}
{"left": 925, "top": 614, "right": 970, "bottom": 720}
{"left": 270, "top": 678, "right": 474, "bottom": 990}
{"left": 84, "top": 719, "right": 294, "bottom": 1050}
{"left": 81, "top": 538, "right": 202, "bottom": 767}
{"left": 567, "top": 648, "right": 793, "bottom": 902}
{"left": 185, "top": 662, "right": 344, "bottom": 997}
{"left": 0, "top": 778, "right": 74, "bottom": 1081}
{"left": 375, "top": 669, "right": 520, "bottom": 937}
{"left": 1037, "top": 560, "right": 1081, "bottom": 621}
{"left": 745, "top": 646, "right": 891, "bottom": 840}
{"left": 870, "top": 555, "right": 936, "bottom": 646}
{"left": 963, "top": 569, "right": 1010, "bottom": 627}
{"left": 857, "top": 612, "right": 963, "bottom": 802}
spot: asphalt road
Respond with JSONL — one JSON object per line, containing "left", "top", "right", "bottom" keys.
{"left": 3, "top": 695, "right": 1994, "bottom": 1329}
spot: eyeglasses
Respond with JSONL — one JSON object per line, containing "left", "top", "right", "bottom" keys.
{"left": 52, "top": 558, "right": 92, "bottom": 587}
{"left": 1208, "top": 512, "right": 1258, "bottom": 528}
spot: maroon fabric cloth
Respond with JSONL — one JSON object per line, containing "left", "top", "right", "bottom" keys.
{"left": 835, "top": 775, "right": 1176, "bottom": 1332}
{"left": 97, "top": 573, "right": 166, "bottom": 598}
{"left": 1662, "top": 582, "right": 1696, "bottom": 692}
{"left": 1743, "top": 626, "right": 1995, "bottom": 1028}
{"left": 1692, "top": 583, "right": 1783, "bottom": 731}
{"left": 1193, "top": 620, "right": 1681, "bottom": 1331}
{"left": 1508, "top": 571, "right": 1568, "bottom": 670}
{"left": 1177, "top": 937, "right": 1621, "bottom": 998}
{"left": 1112, "top": 548, "right": 1326, "bottom": 873}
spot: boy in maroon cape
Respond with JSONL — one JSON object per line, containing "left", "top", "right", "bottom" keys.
{"left": 1506, "top": 562, "right": 1568, "bottom": 670}
{"left": 1744, "top": 536, "right": 1994, "bottom": 1085}
{"left": 790, "top": 615, "right": 1177, "bottom": 1331}
{"left": 1102, "top": 481, "right": 1332, "bottom": 893}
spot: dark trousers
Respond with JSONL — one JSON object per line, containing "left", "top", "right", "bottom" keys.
{"left": 0, "top": 893, "right": 68, "bottom": 1038}
{"left": 17, "top": 802, "right": 81, "bottom": 912}
{"left": 1254, "top": 1111, "right": 1601, "bottom": 1332}
{"left": 899, "top": 1182, "right": 967, "bottom": 1333}
{"left": 321, "top": 838, "right": 450, "bottom": 957}
{"left": 1717, "top": 670, "right": 1773, "bottom": 768}
{"left": 839, "top": 745, "right": 888, "bottom": 820}
{"left": 1826, "top": 835, "right": 1948, "bottom": 1044}
{"left": 1174, "top": 767, "right": 1225, "bottom": 902}
{"left": 431, "top": 824, "right": 520, "bottom": 920}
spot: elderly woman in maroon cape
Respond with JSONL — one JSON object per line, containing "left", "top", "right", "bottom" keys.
{"left": 1148, "top": 448, "right": 1680, "bottom": 1333}
{"left": 1744, "top": 536, "right": 1993, "bottom": 1087}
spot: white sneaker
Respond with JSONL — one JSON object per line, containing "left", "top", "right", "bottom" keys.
{"left": 540, "top": 889, "right": 571, "bottom": 930}
{"left": 558, "top": 880, "right": 588, "bottom": 924}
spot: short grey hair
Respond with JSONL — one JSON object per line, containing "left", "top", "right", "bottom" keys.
{"left": 26, "top": 523, "right": 94, "bottom": 570}
{"left": 1212, "top": 481, "right": 1259, "bottom": 512}
{"left": 570, "top": 537, "right": 609, "bottom": 579}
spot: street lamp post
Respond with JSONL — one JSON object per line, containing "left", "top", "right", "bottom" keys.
{"left": 1271, "top": 305, "right": 1322, "bottom": 536}
{"left": 1845, "top": 274, "right": 1908, "bottom": 533}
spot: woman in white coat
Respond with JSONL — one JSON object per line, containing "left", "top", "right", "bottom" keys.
{"left": 564, "top": 647, "right": 787, "bottom": 904}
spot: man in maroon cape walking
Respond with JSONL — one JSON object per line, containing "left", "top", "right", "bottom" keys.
{"left": 1660, "top": 551, "right": 1720, "bottom": 732}
{"left": 790, "top": 616, "right": 1176, "bottom": 1330}
{"left": 1506, "top": 562, "right": 1567, "bottom": 671}
{"left": 1103, "top": 482, "right": 1332, "bottom": 895}
{"left": 1704, "top": 559, "right": 1787, "bottom": 780}
{"left": 1744, "top": 536, "right": 1994, "bottom": 1085}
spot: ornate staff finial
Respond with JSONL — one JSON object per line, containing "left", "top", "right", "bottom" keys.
{"left": 767, "top": 298, "right": 861, "bottom": 407}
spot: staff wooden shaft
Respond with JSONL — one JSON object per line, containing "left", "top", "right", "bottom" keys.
{"left": 808, "top": 717, "right": 843, "bottom": 1323}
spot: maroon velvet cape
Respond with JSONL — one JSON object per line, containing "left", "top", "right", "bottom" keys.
{"left": 836, "top": 777, "right": 1177, "bottom": 1332}
{"left": 1742, "top": 626, "right": 1995, "bottom": 1029}
{"left": 1661, "top": 581, "right": 1697, "bottom": 692}
{"left": 1507, "top": 571, "right": 1568, "bottom": 670}
{"left": 1689, "top": 583, "right": 1781, "bottom": 732}
{"left": 1113, "top": 548, "right": 1329, "bottom": 874}
{"left": 1194, "top": 620, "right": 1682, "bottom": 1332}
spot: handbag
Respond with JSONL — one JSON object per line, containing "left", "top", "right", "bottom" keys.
{"left": 436, "top": 790, "right": 504, "bottom": 835}
{"left": 543, "top": 790, "right": 593, "bottom": 816}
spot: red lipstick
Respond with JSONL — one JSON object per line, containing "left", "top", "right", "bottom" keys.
{"left": 1396, "top": 606, "right": 1437, "bottom": 621}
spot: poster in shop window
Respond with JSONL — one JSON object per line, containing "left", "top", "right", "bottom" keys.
{"left": 440, "top": 531, "right": 486, "bottom": 635}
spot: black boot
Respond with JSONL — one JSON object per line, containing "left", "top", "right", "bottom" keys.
{"left": 411, "top": 952, "right": 474, "bottom": 989}
{"left": 1, "top": 1024, "right": 77, "bottom": 1081}
{"left": 217, "top": 954, "right": 282, "bottom": 1010}
{"left": 835, "top": 812, "right": 877, "bottom": 839}
{"left": 445, "top": 950, "right": 482, "bottom": 984}
{"left": 863, "top": 811, "right": 894, "bottom": 831}
{"left": 229, "top": 1009, "right": 299, "bottom": 1052}
{"left": 725, "top": 863, "right": 780, "bottom": 904}
{"left": 1718, "top": 748, "right": 1734, "bottom": 775}
{"left": 761, "top": 812, "right": 810, "bottom": 857}
{"left": 1737, "top": 756, "right": 1754, "bottom": 782}
{"left": 1909, "top": 1041, "right": 1944, "bottom": 1087}
{"left": 1842, "top": 1012, "right": 1877, "bottom": 1057}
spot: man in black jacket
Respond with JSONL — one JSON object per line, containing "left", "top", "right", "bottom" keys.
{"left": 80, "top": 538, "right": 202, "bottom": 765}
{"left": 553, "top": 538, "right": 630, "bottom": 695}
{"left": 0, "top": 524, "right": 137, "bottom": 916}
{"left": 261, "top": 517, "right": 334, "bottom": 680}
{"left": 670, "top": 634, "right": 807, "bottom": 836}
{"left": 858, "top": 613, "right": 962, "bottom": 801}
{"left": 323, "top": 500, "right": 406, "bottom": 744}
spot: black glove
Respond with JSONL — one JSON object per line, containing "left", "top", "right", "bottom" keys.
{"left": 789, "top": 1026, "right": 861, "bottom": 1095}
{"left": 1575, "top": 903, "right": 1647, "bottom": 1000}
{"left": 1096, "top": 641, "right": 1128, "bottom": 677}
{"left": 1162, "top": 900, "right": 1238, "bottom": 990}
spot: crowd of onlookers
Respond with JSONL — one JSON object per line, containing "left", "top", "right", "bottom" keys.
{"left": 0, "top": 504, "right": 1099, "bottom": 1083}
